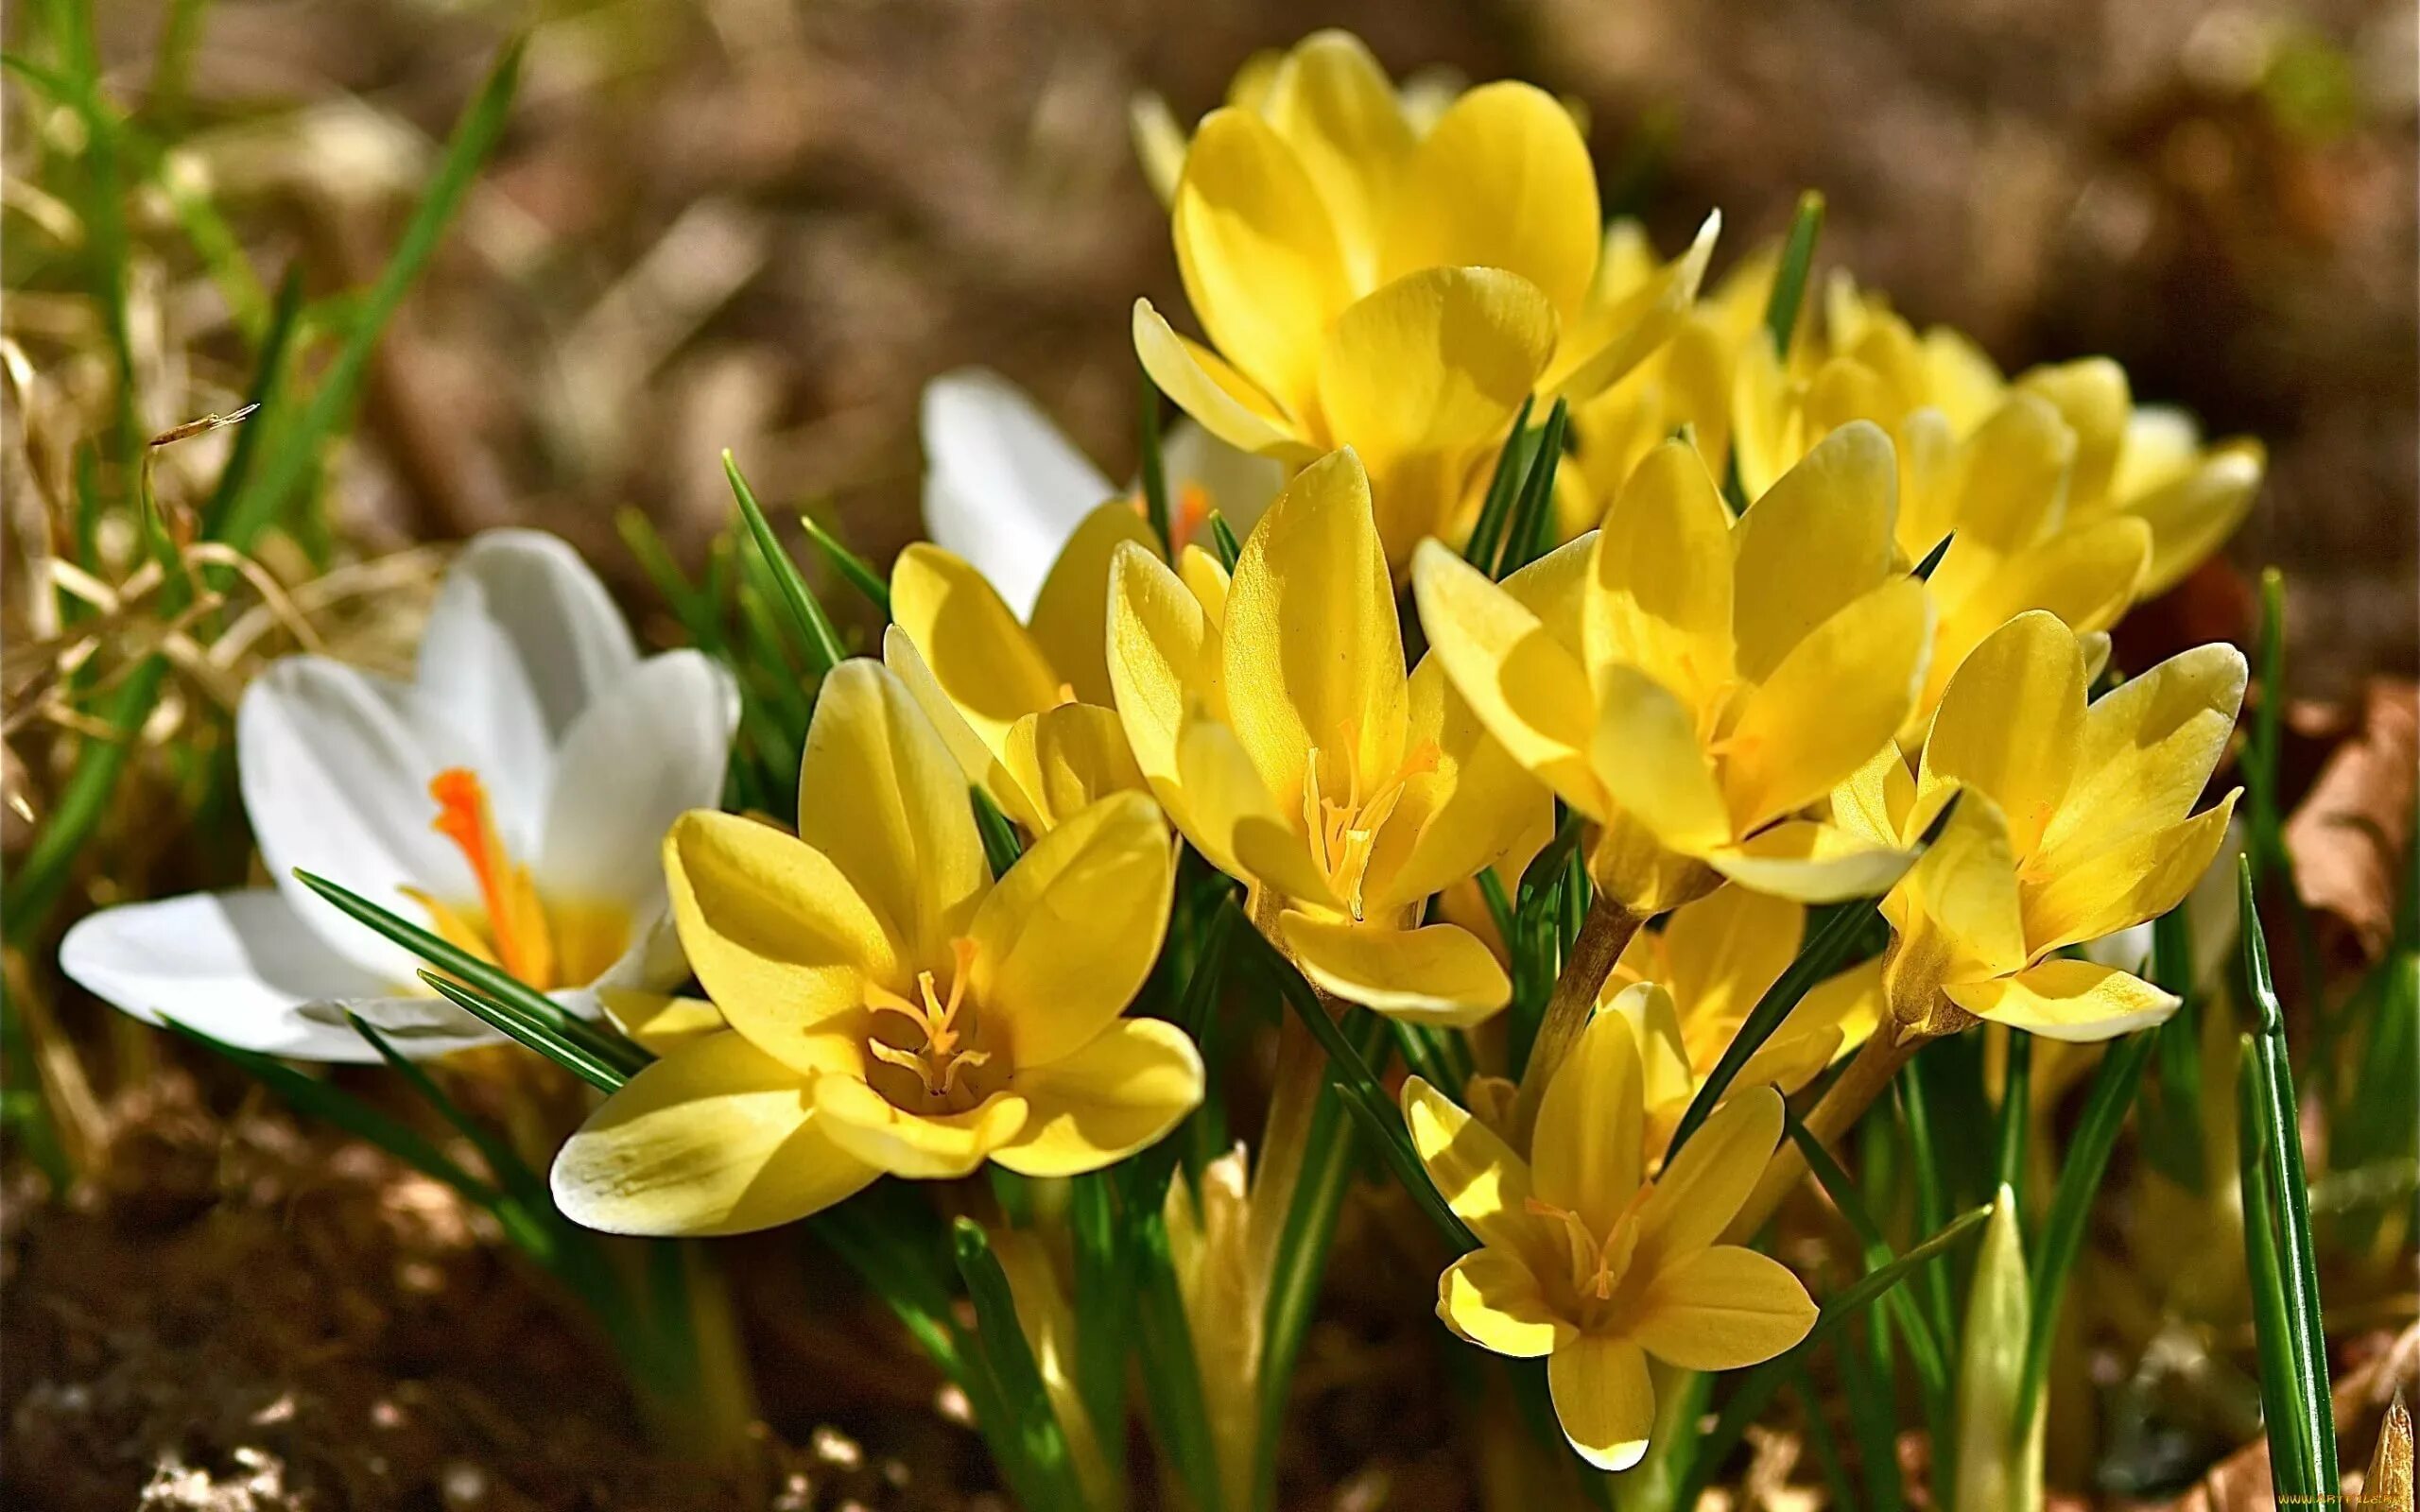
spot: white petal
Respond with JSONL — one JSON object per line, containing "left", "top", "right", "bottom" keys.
{"left": 239, "top": 657, "right": 467, "bottom": 978}
{"left": 922, "top": 368, "right": 1117, "bottom": 621}
{"left": 415, "top": 530, "right": 638, "bottom": 829}
{"left": 1157, "top": 418, "right": 1285, "bottom": 538}
{"left": 535, "top": 650, "right": 738, "bottom": 922}
{"left": 55, "top": 889, "right": 471, "bottom": 1063}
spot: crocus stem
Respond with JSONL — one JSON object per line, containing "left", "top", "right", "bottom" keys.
{"left": 1509, "top": 898, "right": 1644, "bottom": 1147}
{"left": 1726, "top": 1028, "right": 1929, "bottom": 1245}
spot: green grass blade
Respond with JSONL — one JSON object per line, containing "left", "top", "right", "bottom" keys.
{"left": 1993, "top": 1028, "right": 2031, "bottom": 1202}
{"left": 1138, "top": 374, "right": 1174, "bottom": 557}
{"left": 1066, "top": 1174, "right": 1131, "bottom": 1457}
{"left": 723, "top": 451, "right": 846, "bottom": 674}
{"left": 2139, "top": 906, "right": 2208, "bottom": 1192}
{"left": 971, "top": 786, "right": 1025, "bottom": 877}
{"left": 1785, "top": 1113, "right": 1950, "bottom": 1404}
{"left": 1134, "top": 1205, "right": 1223, "bottom": 1512}
{"left": 953, "top": 1217, "right": 1088, "bottom": 1512}
{"left": 199, "top": 270, "right": 305, "bottom": 544}
{"left": 218, "top": 37, "right": 524, "bottom": 550}
{"left": 1205, "top": 510, "right": 1242, "bottom": 571}
{"left": 1911, "top": 529, "right": 1956, "bottom": 581}
{"left": 797, "top": 509, "right": 891, "bottom": 617}
{"left": 418, "top": 973, "right": 630, "bottom": 1092}
{"left": 1763, "top": 190, "right": 1826, "bottom": 359}
{"left": 1495, "top": 397, "right": 1568, "bottom": 577}
{"left": 1668, "top": 902, "right": 1872, "bottom": 1157}
{"left": 2239, "top": 1035, "right": 2316, "bottom": 1496}
{"left": 1462, "top": 393, "right": 1535, "bottom": 572}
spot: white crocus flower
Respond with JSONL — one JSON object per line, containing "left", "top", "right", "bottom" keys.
{"left": 921, "top": 367, "right": 1282, "bottom": 619}
{"left": 60, "top": 530, "right": 739, "bottom": 1062}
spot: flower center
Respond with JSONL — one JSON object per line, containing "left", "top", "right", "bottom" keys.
{"left": 406, "top": 767, "right": 625, "bottom": 992}
{"left": 1301, "top": 729, "right": 1438, "bottom": 921}
{"left": 1525, "top": 1183, "right": 1653, "bottom": 1325}
{"left": 863, "top": 938, "right": 997, "bottom": 1114}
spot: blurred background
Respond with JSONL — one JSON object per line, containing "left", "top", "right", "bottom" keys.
{"left": 5, "top": 1, "right": 2415, "bottom": 1506}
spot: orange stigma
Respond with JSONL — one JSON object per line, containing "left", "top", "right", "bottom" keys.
{"left": 425, "top": 768, "right": 555, "bottom": 988}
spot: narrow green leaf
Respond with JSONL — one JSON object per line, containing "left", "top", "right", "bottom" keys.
{"left": 1994, "top": 1028, "right": 2031, "bottom": 1202}
{"left": 1495, "top": 398, "right": 1568, "bottom": 578}
{"left": 953, "top": 1217, "right": 1088, "bottom": 1512}
{"left": 1785, "top": 1113, "right": 1950, "bottom": 1404}
{"left": 971, "top": 785, "right": 1025, "bottom": 878}
{"left": 1138, "top": 374, "right": 1174, "bottom": 557}
{"left": 1205, "top": 510, "right": 1242, "bottom": 571}
{"left": 723, "top": 451, "right": 846, "bottom": 674}
{"left": 1763, "top": 189, "right": 1827, "bottom": 360}
{"left": 1066, "top": 1174, "right": 1132, "bottom": 1464}
{"left": 1912, "top": 529, "right": 1956, "bottom": 581}
{"left": 1462, "top": 393, "right": 1535, "bottom": 572}
{"left": 2139, "top": 906, "right": 2208, "bottom": 1191}
{"left": 1134, "top": 1206, "right": 1223, "bottom": 1512}
{"left": 797, "top": 509, "right": 891, "bottom": 617}
{"left": 418, "top": 972, "right": 630, "bottom": 1093}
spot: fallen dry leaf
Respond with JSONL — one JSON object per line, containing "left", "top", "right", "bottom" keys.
{"left": 2285, "top": 679, "right": 2420, "bottom": 965}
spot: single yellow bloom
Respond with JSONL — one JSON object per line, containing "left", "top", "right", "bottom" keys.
{"left": 884, "top": 503, "right": 1167, "bottom": 833}
{"left": 550, "top": 661, "right": 1200, "bottom": 1236}
{"left": 1132, "top": 29, "right": 1717, "bottom": 568}
{"left": 1106, "top": 447, "right": 1543, "bottom": 1022}
{"left": 1403, "top": 1009, "right": 1816, "bottom": 1470}
{"left": 1600, "top": 885, "right": 1880, "bottom": 1155}
{"left": 1415, "top": 421, "right": 1935, "bottom": 914}
{"left": 1834, "top": 610, "right": 2245, "bottom": 1040}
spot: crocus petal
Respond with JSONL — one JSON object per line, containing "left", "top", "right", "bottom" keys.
{"left": 1584, "top": 439, "right": 1734, "bottom": 704}
{"left": 1590, "top": 662, "right": 1731, "bottom": 854}
{"left": 415, "top": 529, "right": 640, "bottom": 819}
{"left": 1382, "top": 81, "right": 1599, "bottom": 321}
{"left": 1410, "top": 541, "right": 1603, "bottom": 816}
{"left": 1530, "top": 1005, "right": 1644, "bottom": 1233}
{"left": 1632, "top": 1246, "right": 1818, "bottom": 1370}
{"left": 2023, "top": 794, "right": 2239, "bottom": 955}
{"left": 1634, "top": 1085, "right": 1782, "bottom": 1256}
{"left": 238, "top": 657, "right": 467, "bottom": 979}
{"left": 1944, "top": 959, "right": 2180, "bottom": 1042}
{"left": 921, "top": 368, "right": 1118, "bottom": 621}
{"left": 1176, "top": 714, "right": 1340, "bottom": 907}
{"left": 1401, "top": 1074, "right": 1539, "bottom": 1258}
{"left": 796, "top": 660, "right": 992, "bottom": 963}
{"left": 535, "top": 650, "right": 738, "bottom": 923}
{"left": 1705, "top": 821, "right": 1919, "bottom": 902}
{"left": 1730, "top": 421, "right": 1901, "bottom": 684}
{"left": 1027, "top": 504, "right": 1161, "bottom": 705}
{"left": 1260, "top": 29, "right": 1413, "bottom": 288}
{"left": 663, "top": 811, "right": 900, "bottom": 1074}
{"left": 883, "top": 626, "right": 1041, "bottom": 828}
{"left": 600, "top": 989, "right": 728, "bottom": 1057}
{"left": 59, "top": 888, "right": 436, "bottom": 1063}
{"left": 1278, "top": 913, "right": 1511, "bottom": 1024}
{"left": 994, "top": 1018, "right": 1204, "bottom": 1177}
{"left": 1881, "top": 793, "right": 2029, "bottom": 984}
{"left": 1548, "top": 1334, "right": 1656, "bottom": 1472}
{"left": 1656, "top": 886, "right": 1802, "bottom": 1036}
{"left": 1546, "top": 212, "right": 1720, "bottom": 400}
{"left": 1927, "top": 518, "right": 2150, "bottom": 717}
{"left": 1107, "top": 541, "right": 1224, "bottom": 800}
{"left": 1919, "top": 610, "right": 2087, "bottom": 858}
{"left": 2017, "top": 357, "right": 2130, "bottom": 511}
{"left": 1440, "top": 1249, "right": 1574, "bottom": 1358}
{"left": 1221, "top": 448, "right": 1406, "bottom": 810}
{"left": 1173, "top": 108, "right": 1354, "bottom": 418}
{"left": 1723, "top": 578, "right": 1931, "bottom": 833}
{"left": 2035, "top": 643, "right": 2247, "bottom": 868}
{"left": 1133, "top": 301, "right": 1316, "bottom": 460}
{"left": 2125, "top": 440, "right": 2262, "bottom": 598}
{"left": 971, "top": 792, "right": 1174, "bottom": 1066}
{"left": 1950, "top": 394, "right": 2076, "bottom": 554}
{"left": 550, "top": 1030, "right": 875, "bottom": 1236}
{"left": 810, "top": 1076, "right": 1029, "bottom": 1179}
{"left": 1361, "top": 654, "right": 1548, "bottom": 912}
{"left": 1315, "top": 266, "right": 1557, "bottom": 490}
{"left": 1160, "top": 420, "right": 1284, "bottom": 540}
{"left": 890, "top": 543, "right": 1067, "bottom": 753}
{"left": 998, "top": 703, "right": 1149, "bottom": 833}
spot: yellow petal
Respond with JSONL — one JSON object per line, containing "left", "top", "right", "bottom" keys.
{"left": 994, "top": 1017, "right": 1204, "bottom": 1176}
{"left": 1222, "top": 448, "right": 1407, "bottom": 805}
{"left": 1132, "top": 299, "right": 1318, "bottom": 459}
{"left": 1632, "top": 1246, "right": 1817, "bottom": 1369}
{"left": 1316, "top": 266, "right": 1556, "bottom": 488}
{"left": 1439, "top": 1248, "right": 1574, "bottom": 1358}
{"left": 1502, "top": 530, "right": 1593, "bottom": 659}
{"left": 1547, "top": 211, "right": 1720, "bottom": 400}
{"left": 1176, "top": 542, "right": 1231, "bottom": 625}
{"left": 1129, "top": 90, "right": 1186, "bottom": 207}
{"left": 1706, "top": 819, "right": 1920, "bottom": 902}
{"left": 999, "top": 703, "right": 1149, "bottom": 833}
{"left": 663, "top": 811, "right": 899, "bottom": 1075}
{"left": 2125, "top": 439, "right": 2262, "bottom": 598}
{"left": 1548, "top": 1333, "right": 1656, "bottom": 1472}
{"left": 1952, "top": 394, "right": 2076, "bottom": 554}
{"left": 1634, "top": 1085, "right": 1781, "bottom": 1255}
{"left": 1723, "top": 578, "right": 1932, "bottom": 833}
{"left": 1410, "top": 540, "right": 1604, "bottom": 816}
{"left": 797, "top": 659, "right": 991, "bottom": 963}
{"left": 599, "top": 989, "right": 727, "bottom": 1057}
{"left": 1401, "top": 1074, "right": 1540, "bottom": 1257}
{"left": 1932, "top": 519, "right": 2151, "bottom": 711}
{"left": 1175, "top": 713, "right": 1339, "bottom": 907}
{"left": 889, "top": 543, "right": 1065, "bottom": 750}
{"left": 811, "top": 1074, "right": 1029, "bottom": 1179}
{"left": 1657, "top": 886, "right": 1803, "bottom": 1040}
{"left": 1360, "top": 654, "right": 1549, "bottom": 913}
{"left": 971, "top": 792, "right": 1174, "bottom": 1066}
{"left": 1383, "top": 81, "right": 1600, "bottom": 321}
{"left": 2023, "top": 793, "right": 2238, "bottom": 955}
{"left": 2035, "top": 643, "right": 2246, "bottom": 868}
{"left": 1882, "top": 792, "right": 2029, "bottom": 988}
{"left": 550, "top": 1030, "right": 876, "bottom": 1236}
{"left": 2016, "top": 358, "right": 2130, "bottom": 512}
{"left": 1279, "top": 912, "right": 1511, "bottom": 1024}
{"left": 1107, "top": 540, "right": 1221, "bottom": 818}
{"left": 1591, "top": 662, "right": 1731, "bottom": 854}
{"left": 1530, "top": 1005, "right": 1645, "bottom": 1233}
{"left": 1260, "top": 30, "right": 1413, "bottom": 288}
{"left": 1584, "top": 439, "right": 1734, "bottom": 706}
{"left": 883, "top": 625, "right": 1041, "bottom": 829}
{"left": 1604, "top": 980, "right": 1699, "bottom": 1119}
{"left": 1730, "top": 421, "right": 1901, "bottom": 684}
{"left": 1831, "top": 741, "right": 1918, "bottom": 850}
{"left": 1028, "top": 504, "right": 1161, "bottom": 705}
{"left": 1173, "top": 108, "right": 1353, "bottom": 417}
{"left": 1944, "top": 959, "right": 2180, "bottom": 1042}
{"left": 1919, "top": 610, "right": 2087, "bottom": 858}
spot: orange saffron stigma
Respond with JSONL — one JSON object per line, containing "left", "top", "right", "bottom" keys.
{"left": 427, "top": 768, "right": 554, "bottom": 988}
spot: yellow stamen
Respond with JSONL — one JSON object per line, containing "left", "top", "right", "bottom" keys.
{"left": 427, "top": 768, "right": 556, "bottom": 988}
{"left": 864, "top": 938, "right": 993, "bottom": 1104}
{"left": 1301, "top": 728, "right": 1440, "bottom": 920}
{"left": 1524, "top": 1183, "right": 1653, "bottom": 1302}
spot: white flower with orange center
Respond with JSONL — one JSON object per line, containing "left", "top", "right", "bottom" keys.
{"left": 60, "top": 531, "right": 738, "bottom": 1060}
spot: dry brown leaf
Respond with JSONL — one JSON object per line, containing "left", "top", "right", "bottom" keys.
{"left": 2285, "top": 679, "right": 2419, "bottom": 964}
{"left": 2365, "top": 1388, "right": 2415, "bottom": 1512}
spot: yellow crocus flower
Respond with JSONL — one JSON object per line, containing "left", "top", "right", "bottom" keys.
{"left": 1132, "top": 29, "right": 1717, "bottom": 569}
{"left": 1835, "top": 610, "right": 2245, "bottom": 1041}
{"left": 884, "top": 503, "right": 1160, "bottom": 833}
{"left": 1600, "top": 885, "right": 1880, "bottom": 1154}
{"left": 1415, "top": 421, "right": 1934, "bottom": 916}
{"left": 1403, "top": 1008, "right": 1816, "bottom": 1470}
{"left": 1105, "top": 447, "right": 1543, "bottom": 1022}
{"left": 549, "top": 660, "right": 1201, "bottom": 1236}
